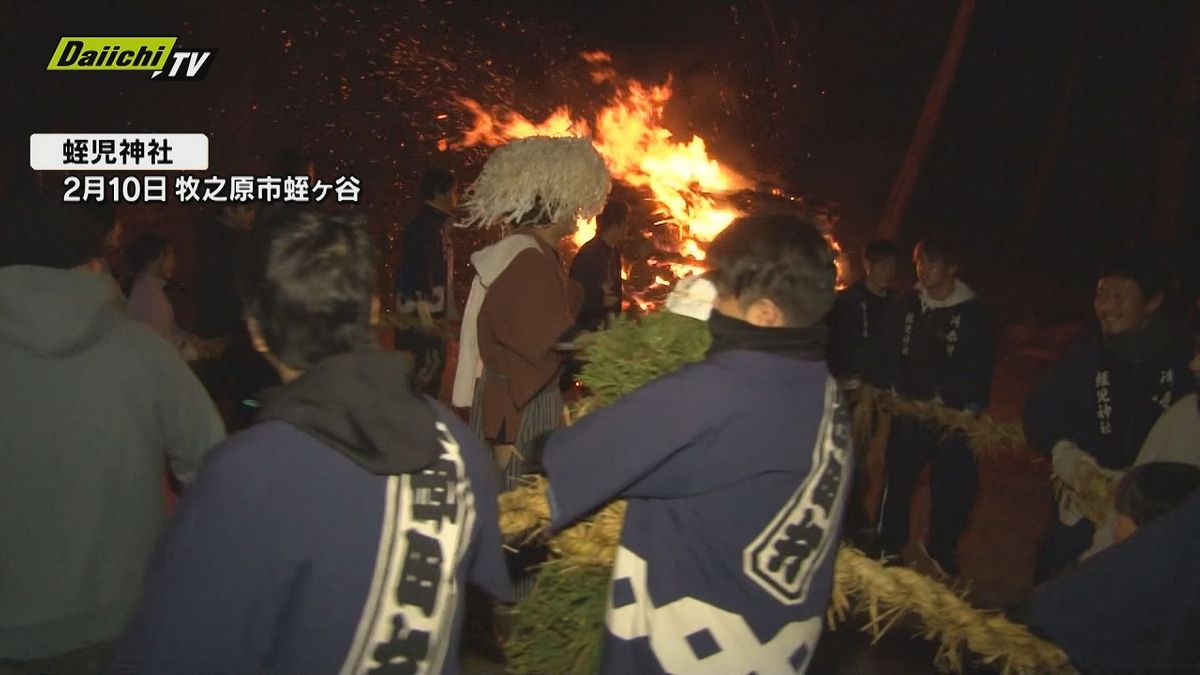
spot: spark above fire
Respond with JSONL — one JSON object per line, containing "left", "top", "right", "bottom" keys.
{"left": 442, "top": 51, "right": 844, "bottom": 306}
{"left": 448, "top": 51, "right": 746, "bottom": 252}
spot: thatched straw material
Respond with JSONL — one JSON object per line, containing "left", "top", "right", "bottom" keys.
{"left": 830, "top": 547, "right": 1075, "bottom": 674}
{"left": 496, "top": 313, "right": 1079, "bottom": 674}
{"left": 458, "top": 136, "right": 611, "bottom": 229}
{"left": 856, "top": 384, "right": 1113, "bottom": 526}
{"left": 499, "top": 482, "right": 1075, "bottom": 674}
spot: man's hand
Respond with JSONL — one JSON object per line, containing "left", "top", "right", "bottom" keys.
{"left": 205, "top": 336, "right": 229, "bottom": 358}
{"left": 416, "top": 300, "right": 434, "bottom": 329}
{"left": 601, "top": 280, "right": 619, "bottom": 308}
{"left": 1051, "top": 440, "right": 1098, "bottom": 488}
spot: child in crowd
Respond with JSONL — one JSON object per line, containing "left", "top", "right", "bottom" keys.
{"left": 1028, "top": 468, "right": 1200, "bottom": 673}
{"left": 126, "top": 234, "right": 223, "bottom": 362}
{"left": 1111, "top": 461, "right": 1200, "bottom": 544}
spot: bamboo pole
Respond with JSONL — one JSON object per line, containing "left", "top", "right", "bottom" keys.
{"left": 876, "top": 0, "right": 976, "bottom": 239}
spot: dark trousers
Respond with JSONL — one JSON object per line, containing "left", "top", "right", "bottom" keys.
{"left": 394, "top": 328, "right": 446, "bottom": 399}
{"left": 838, "top": 388, "right": 878, "bottom": 548}
{"left": 1034, "top": 510, "right": 1095, "bottom": 584}
{"left": 877, "top": 416, "right": 978, "bottom": 574}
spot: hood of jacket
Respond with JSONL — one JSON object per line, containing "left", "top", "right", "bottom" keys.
{"left": 258, "top": 349, "right": 441, "bottom": 474}
{"left": 916, "top": 279, "right": 976, "bottom": 310}
{"left": 0, "top": 265, "right": 124, "bottom": 358}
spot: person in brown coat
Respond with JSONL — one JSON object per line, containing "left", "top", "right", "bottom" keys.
{"left": 452, "top": 136, "right": 611, "bottom": 488}
{"left": 451, "top": 136, "right": 610, "bottom": 604}
{"left": 471, "top": 215, "right": 580, "bottom": 483}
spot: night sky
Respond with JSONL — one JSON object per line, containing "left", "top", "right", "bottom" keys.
{"left": 3, "top": 1, "right": 1197, "bottom": 321}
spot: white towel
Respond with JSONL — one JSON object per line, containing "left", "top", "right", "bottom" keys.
{"left": 451, "top": 233, "right": 540, "bottom": 407}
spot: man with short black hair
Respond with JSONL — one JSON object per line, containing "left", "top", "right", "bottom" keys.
{"left": 543, "top": 214, "right": 851, "bottom": 673}
{"left": 827, "top": 239, "right": 901, "bottom": 391}
{"left": 396, "top": 168, "right": 459, "bottom": 397}
{"left": 0, "top": 200, "right": 223, "bottom": 674}
{"left": 193, "top": 200, "right": 271, "bottom": 430}
{"left": 570, "top": 198, "right": 629, "bottom": 331}
{"left": 398, "top": 168, "right": 459, "bottom": 323}
{"left": 1026, "top": 489, "right": 1200, "bottom": 673}
{"left": 1025, "top": 252, "right": 1195, "bottom": 582}
{"left": 115, "top": 210, "right": 511, "bottom": 674}
{"left": 868, "top": 234, "right": 994, "bottom": 577}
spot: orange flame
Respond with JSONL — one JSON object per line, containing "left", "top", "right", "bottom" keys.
{"left": 826, "top": 234, "right": 848, "bottom": 291}
{"left": 575, "top": 216, "right": 597, "bottom": 246}
{"left": 453, "top": 52, "right": 745, "bottom": 252}
{"left": 451, "top": 52, "right": 848, "bottom": 298}
{"left": 455, "top": 95, "right": 589, "bottom": 149}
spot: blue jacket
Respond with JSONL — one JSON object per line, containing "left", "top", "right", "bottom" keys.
{"left": 1023, "top": 319, "right": 1195, "bottom": 469}
{"left": 114, "top": 351, "right": 511, "bottom": 674}
{"left": 545, "top": 349, "right": 851, "bottom": 674}
{"left": 1030, "top": 490, "right": 1200, "bottom": 673}
{"left": 826, "top": 279, "right": 893, "bottom": 381}
{"left": 867, "top": 281, "right": 994, "bottom": 411}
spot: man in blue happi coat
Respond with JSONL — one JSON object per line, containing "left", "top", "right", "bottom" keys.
{"left": 543, "top": 214, "right": 851, "bottom": 674}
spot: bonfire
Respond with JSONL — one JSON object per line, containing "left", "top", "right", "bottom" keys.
{"left": 443, "top": 50, "right": 846, "bottom": 310}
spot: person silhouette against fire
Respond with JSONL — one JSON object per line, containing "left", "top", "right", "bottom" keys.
{"left": 396, "top": 168, "right": 460, "bottom": 397}
{"left": 570, "top": 198, "right": 629, "bottom": 332}
{"left": 451, "top": 136, "right": 608, "bottom": 604}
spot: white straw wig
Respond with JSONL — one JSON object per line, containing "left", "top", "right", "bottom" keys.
{"left": 458, "top": 136, "right": 612, "bottom": 229}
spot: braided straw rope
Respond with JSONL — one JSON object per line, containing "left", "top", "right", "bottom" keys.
{"left": 853, "top": 384, "right": 1116, "bottom": 527}
{"left": 829, "top": 547, "right": 1073, "bottom": 674}
{"left": 501, "top": 314, "right": 1081, "bottom": 672}
{"left": 498, "top": 476, "right": 625, "bottom": 566}
{"left": 1053, "top": 460, "right": 1118, "bottom": 527}
{"left": 498, "top": 481, "right": 1075, "bottom": 674}
{"left": 856, "top": 385, "right": 1025, "bottom": 453}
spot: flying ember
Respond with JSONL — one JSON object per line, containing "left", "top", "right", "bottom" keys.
{"left": 447, "top": 51, "right": 845, "bottom": 303}
{"left": 451, "top": 52, "right": 746, "bottom": 250}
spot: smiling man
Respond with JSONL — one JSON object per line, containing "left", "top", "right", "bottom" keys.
{"left": 866, "top": 234, "right": 994, "bottom": 578}
{"left": 1024, "top": 252, "right": 1196, "bottom": 582}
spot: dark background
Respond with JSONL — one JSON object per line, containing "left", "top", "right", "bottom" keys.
{"left": 3, "top": 0, "right": 1198, "bottom": 323}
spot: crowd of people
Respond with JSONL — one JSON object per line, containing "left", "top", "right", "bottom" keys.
{"left": 826, "top": 229, "right": 1200, "bottom": 671}
{"left": 1, "top": 134, "right": 1198, "bottom": 674}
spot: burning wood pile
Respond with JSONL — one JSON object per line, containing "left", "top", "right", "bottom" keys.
{"left": 443, "top": 51, "right": 847, "bottom": 311}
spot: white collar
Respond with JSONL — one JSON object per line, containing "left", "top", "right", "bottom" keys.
{"left": 916, "top": 279, "right": 975, "bottom": 309}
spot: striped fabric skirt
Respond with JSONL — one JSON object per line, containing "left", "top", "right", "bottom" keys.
{"left": 469, "top": 370, "right": 564, "bottom": 492}
{"left": 470, "top": 370, "right": 563, "bottom": 599}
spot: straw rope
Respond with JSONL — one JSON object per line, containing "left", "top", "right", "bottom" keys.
{"left": 852, "top": 384, "right": 1115, "bottom": 527}
{"left": 829, "top": 547, "right": 1074, "bottom": 674}
{"left": 853, "top": 384, "right": 1025, "bottom": 454}
{"left": 1052, "top": 459, "right": 1119, "bottom": 527}
{"left": 497, "top": 310, "right": 1080, "bottom": 673}
{"left": 498, "top": 482, "right": 1074, "bottom": 674}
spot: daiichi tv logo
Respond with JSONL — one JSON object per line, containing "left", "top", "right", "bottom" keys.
{"left": 47, "top": 37, "right": 216, "bottom": 81}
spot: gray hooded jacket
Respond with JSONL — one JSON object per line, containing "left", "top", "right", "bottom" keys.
{"left": 0, "top": 266, "right": 224, "bottom": 659}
